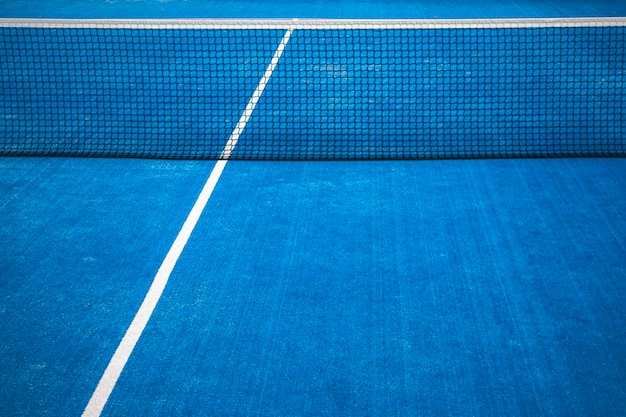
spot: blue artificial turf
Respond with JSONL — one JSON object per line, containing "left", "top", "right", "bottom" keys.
{"left": 1, "top": 157, "right": 625, "bottom": 415}
{"left": 91, "top": 158, "right": 625, "bottom": 416}
{"left": 0, "top": 157, "right": 217, "bottom": 416}
{"left": 1, "top": 0, "right": 626, "bottom": 19}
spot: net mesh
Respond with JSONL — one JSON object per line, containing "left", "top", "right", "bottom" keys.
{"left": 1, "top": 18, "right": 624, "bottom": 160}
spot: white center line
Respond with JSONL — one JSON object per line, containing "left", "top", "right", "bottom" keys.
{"left": 221, "top": 28, "right": 293, "bottom": 159}
{"left": 81, "top": 28, "right": 292, "bottom": 417}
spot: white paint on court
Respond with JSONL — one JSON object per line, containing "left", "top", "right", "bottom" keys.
{"left": 81, "top": 28, "right": 293, "bottom": 417}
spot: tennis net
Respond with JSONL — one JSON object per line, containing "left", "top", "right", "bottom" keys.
{"left": 1, "top": 18, "right": 624, "bottom": 160}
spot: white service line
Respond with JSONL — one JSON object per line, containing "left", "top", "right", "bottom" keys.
{"left": 81, "top": 28, "right": 293, "bottom": 417}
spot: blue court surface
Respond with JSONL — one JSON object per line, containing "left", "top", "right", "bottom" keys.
{"left": 1, "top": 1, "right": 626, "bottom": 416}
{"left": 1, "top": 0, "right": 626, "bottom": 19}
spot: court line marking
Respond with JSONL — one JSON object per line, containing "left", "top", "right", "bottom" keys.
{"left": 81, "top": 28, "right": 292, "bottom": 417}
{"left": 1, "top": 17, "right": 625, "bottom": 29}
{"left": 221, "top": 28, "right": 293, "bottom": 159}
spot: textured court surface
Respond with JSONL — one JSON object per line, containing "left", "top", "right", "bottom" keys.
{"left": 2, "top": 0, "right": 626, "bottom": 19}
{"left": 1, "top": 157, "right": 625, "bottom": 416}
